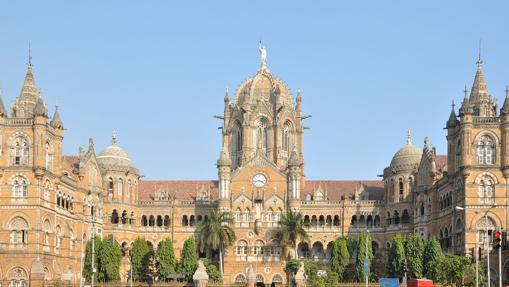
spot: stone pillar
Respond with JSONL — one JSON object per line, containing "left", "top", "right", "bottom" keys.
{"left": 30, "top": 259, "right": 45, "bottom": 287}
{"left": 246, "top": 265, "right": 256, "bottom": 287}
{"left": 294, "top": 262, "right": 306, "bottom": 287}
{"left": 193, "top": 260, "right": 209, "bottom": 287}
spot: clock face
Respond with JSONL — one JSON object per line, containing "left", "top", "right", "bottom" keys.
{"left": 252, "top": 173, "right": 267, "bottom": 188}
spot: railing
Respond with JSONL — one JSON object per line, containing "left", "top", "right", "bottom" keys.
{"left": 5, "top": 118, "right": 34, "bottom": 125}
{"left": 473, "top": 117, "right": 500, "bottom": 124}
{"left": 301, "top": 199, "right": 384, "bottom": 205}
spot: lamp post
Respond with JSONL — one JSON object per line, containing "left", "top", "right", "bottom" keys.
{"left": 90, "top": 203, "right": 96, "bottom": 287}
{"left": 457, "top": 205, "right": 496, "bottom": 287}
{"left": 79, "top": 208, "right": 86, "bottom": 287}
{"left": 456, "top": 206, "right": 476, "bottom": 287}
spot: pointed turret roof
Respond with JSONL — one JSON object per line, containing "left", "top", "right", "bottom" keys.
{"left": 469, "top": 59, "right": 490, "bottom": 102}
{"left": 288, "top": 148, "right": 302, "bottom": 166}
{"left": 11, "top": 53, "right": 47, "bottom": 118}
{"left": 0, "top": 91, "right": 5, "bottom": 117}
{"left": 50, "top": 106, "right": 64, "bottom": 129}
{"left": 217, "top": 146, "right": 232, "bottom": 166}
{"left": 501, "top": 86, "right": 509, "bottom": 115}
{"left": 33, "top": 96, "right": 47, "bottom": 117}
{"left": 447, "top": 101, "right": 458, "bottom": 127}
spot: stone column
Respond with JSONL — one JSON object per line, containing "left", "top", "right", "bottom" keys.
{"left": 30, "top": 259, "right": 45, "bottom": 287}
{"left": 246, "top": 265, "right": 256, "bottom": 287}
{"left": 294, "top": 262, "right": 306, "bottom": 287}
{"left": 193, "top": 260, "right": 209, "bottom": 287}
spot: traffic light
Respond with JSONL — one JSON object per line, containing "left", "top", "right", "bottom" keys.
{"left": 493, "top": 230, "right": 502, "bottom": 249}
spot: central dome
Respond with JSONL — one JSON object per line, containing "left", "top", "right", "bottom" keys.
{"left": 97, "top": 131, "right": 133, "bottom": 169}
{"left": 389, "top": 130, "right": 422, "bottom": 172}
{"left": 234, "top": 66, "right": 292, "bottom": 109}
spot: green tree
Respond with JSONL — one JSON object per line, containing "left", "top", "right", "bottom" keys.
{"left": 371, "top": 249, "right": 389, "bottom": 281}
{"left": 330, "top": 237, "right": 350, "bottom": 281}
{"left": 157, "top": 238, "right": 177, "bottom": 280}
{"left": 388, "top": 234, "right": 406, "bottom": 278}
{"left": 98, "top": 238, "right": 122, "bottom": 281}
{"left": 436, "top": 255, "right": 475, "bottom": 287}
{"left": 180, "top": 237, "right": 198, "bottom": 281}
{"left": 83, "top": 236, "right": 103, "bottom": 282}
{"left": 273, "top": 210, "right": 309, "bottom": 259}
{"left": 206, "top": 263, "right": 223, "bottom": 283}
{"left": 356, "top": 231, "right": 373, "bottom": 282}
{"left": 423, "top": 237, "right": 443, "bottom": 281}
{"left": 197, "top": 210, "right": 236, "bottom": 275}
{"left": 404, "top": 234, "right": 424, "bottom": 279}
{"left": 131, "top": 237, "right": 150, "bottom": 281}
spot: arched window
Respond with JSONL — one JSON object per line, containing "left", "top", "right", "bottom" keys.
{"left": 126, "top": 179, "right": 131, "bottom": 203}
{"left": 231, "top": 121, "right": 243, "bottom": 168}
{"left": 11, "top": 137, "right": 29, "bottom": 166}
{"left": 121, "top": 210, "right": 128, "bottom": 224}
{"left": 235, "top": 274, "right": 246, "bottom": 283}
{"left": 111, "top": 210, "right": 119, "bottom": 224}
{"left": 477, "top": 135, "right": 495, "bottom": 165}
{"left": 455, "top": 139, "right": 461, "bottom": 172}
{"left": 402, "top": 210, "right": 410, "bottom": 224}
{"left": 141, "top": 215, "right": 147, "bottom": 227}
{"left": 55, "top": 225, "right": 62, "bottom": 248}
{"left": 8, "top": 267, "right": 28, "bottom": 287}
{"left": 478, "top": 175, "right": 496, "bottom": 204}
{"left": 182, "top": 215, "right": 188, "bottom": 226}
{"left": 236, "top": 240, "right": 248, "bottom": 256}
{"left": 399, "top": 178, "right": 404, "bottom": 201}
{"left": 420, "top": 203, "right": 425, "bottom": 216}
{"left": 43, "top": 220, "right": 50, "bottom": 246}
{"left": 108, "top": 178, "right": 114, "bottom": 197}
{"left": 117, "top": 179, "right": 123, "bottom": 201}
{"left": 157, "top": 215, "right": 163, "bottom": 227}
{"left": 255, "top": 116, "right": 269, "bottom": 156}
{"left": 253, "top": 240, "right": 264, "bottom": 256}
{"left": 45, "top": 142, "right": 53, "bottom": 170}
{"left": 164, "top": 215, "right": 170, "bottom": 228}
{"left": 282, "top": 121, "right": 293, "bottom": 152}
{"left": 12, "top": 177, "right": 28, "bottom": 198}
{"left": 149, "top": 215, "right": 155, "bottom": 227}
{"left": 9, "top": 217, "right": 28, "bottom": 244}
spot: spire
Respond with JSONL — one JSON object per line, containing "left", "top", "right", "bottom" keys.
{"left": 217, "top": 145, "right": 232, "bottom": 166}
{"left": 50, "top": 106, "right": 63, "bottom": 129}
{"left": 406, "top": 129, "right": 412, "bottom": 145}
{"left": 112, "top": 130, "right": 117, "bottom": 145}
{"left": 224, "top": 87, "right": 230, "bottom": 103}
{"left": 469, "top": 51, "right": 490, "bottom": 102}
{"left": 296, "top": 88, "right": 302, "bottom": 113}
{"left": 501, "top": 85, "right": 509, "bottom": 115}
{"left": 0, "top": 89, "right": 5, "bottom": 117}
{"left": 33, "top": 96, "right": 47, "bottom": 117}
{"left": 447, "top": 100, "right": 458, "bottom": 127}
{"left": 288, "top": 147, "right": 302, "bottom": 166}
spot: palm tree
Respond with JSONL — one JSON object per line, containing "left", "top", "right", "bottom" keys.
{"left": 273, "top": 210, "right": 309, "bottom": 259}
{"left": 197, "top": 210, "right": 236, "bottom": 275}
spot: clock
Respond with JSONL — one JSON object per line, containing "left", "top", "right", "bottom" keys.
{"left": 252, "top": 173, "right": 267, "bottom": 188}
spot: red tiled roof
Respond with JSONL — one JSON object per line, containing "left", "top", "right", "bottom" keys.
{"left": 303, "top": 180, "right": 384, "bottom": 201}
{"left": 137, "top": 179, "right": 384, "bottom": 202}
{"left": 435, "top": 155, "right": 447, "bottom": 170}
{"left": 63, "top": 155, "right": 80, "bottom": 170}
{"left": 138, "top": 180, "right": 219, "bottom": 201}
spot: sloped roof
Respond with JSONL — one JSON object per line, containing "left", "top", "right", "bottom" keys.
{"left": 63, "top": 155, "right": 80, "bottom": 170}
{"left": 137, "top": 179, "right": 384, "bottom": 202}
{"left": 138, "top": 180, "right": 219, "bottom": 201}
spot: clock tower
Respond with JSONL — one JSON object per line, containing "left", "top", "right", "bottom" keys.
{"left": 216, "top": 44, "right": 306, "bottom": 214}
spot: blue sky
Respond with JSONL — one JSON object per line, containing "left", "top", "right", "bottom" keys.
{"left": 0, "top": 1, "right": 508, "bottom": 180}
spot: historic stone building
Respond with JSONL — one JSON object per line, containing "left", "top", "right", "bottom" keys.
{"left": 0, "top": 47, "right": 508, "bottom": 287}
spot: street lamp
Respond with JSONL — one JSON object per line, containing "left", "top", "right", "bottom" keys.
{"left": 455, "top": 206, "right": 477, "bottom": 287}
{"left": 457, "top": 205, "right": 496, "bottom": 287}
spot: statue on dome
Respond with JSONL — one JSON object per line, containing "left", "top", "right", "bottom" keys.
{"left": 259, "top": 41, "right": 267, "bottom": 68}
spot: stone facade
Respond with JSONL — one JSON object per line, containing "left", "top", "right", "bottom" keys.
{"left": 0, "top": 51, "right": 508, "bottom": 287}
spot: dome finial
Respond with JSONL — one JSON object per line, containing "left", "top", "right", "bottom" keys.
{"left": 476, "top": 39, "right": 483, "bottom": 68}
{"left": 407, "top": 129, "right": 412, "bottom": 145}
{"left": 112, "top": 130, "right": 117, "bottom": 145}
{"left": 28, "top": 41, "right": 33, "bottom": 69}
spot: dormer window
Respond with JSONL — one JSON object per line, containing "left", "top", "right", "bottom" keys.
{"left": 477, "top": 136, "right": 495, "bottom": 165}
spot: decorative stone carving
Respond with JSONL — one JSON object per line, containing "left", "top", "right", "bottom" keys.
{"left": 193, "top": 260, "right": 209, "bottom": 287}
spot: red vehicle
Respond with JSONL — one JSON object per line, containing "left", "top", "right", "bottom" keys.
{"left": 407, "top": 279, "right": 435, "bottom": 287}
